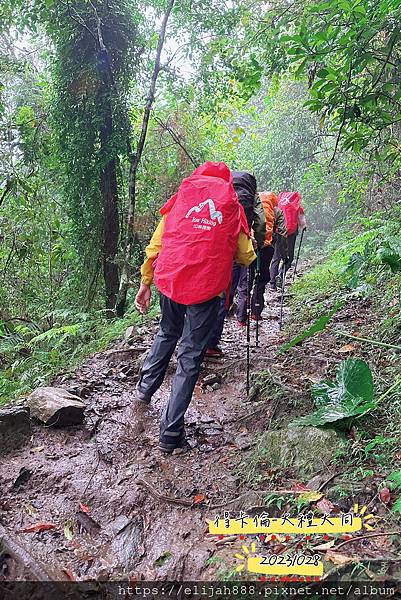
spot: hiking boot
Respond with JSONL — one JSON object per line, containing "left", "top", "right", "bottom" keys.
{"left": 135, "top": 384, "right": 151, "bottom": 404}
{"left": 205, "top": 347, "right": 223, "bottom": 358}
{"left": 237, "top": 320, "right": 246, "bottom": 327}
{"left": 159, "top": 433, "right": 190, "bottom": 454}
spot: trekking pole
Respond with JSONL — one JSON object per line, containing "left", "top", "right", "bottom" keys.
{"left": 292, "top": 228, "right": 305, "bottom": 282}
{"left": 279, "top": 264, "right": 287, "bottom": 330}
{"left": 255, "top": 250, "right": 261, "bottom": 348}
{"left": 246, "top": 264, "right": 251, "bottom": 395}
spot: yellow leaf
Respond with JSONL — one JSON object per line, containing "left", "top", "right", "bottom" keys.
{"left": 338, "top": 344, "right": 355, "bottom": 353}
{"left": 299, "top": 491, "right": 324, "bottom": 503}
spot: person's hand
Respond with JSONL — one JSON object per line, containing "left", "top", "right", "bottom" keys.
{"left": 135, "top": 283, "right": 151, "bottom": 314}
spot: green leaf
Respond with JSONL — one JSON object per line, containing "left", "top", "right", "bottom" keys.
{"left": 391, "top": 497, "right": 401, "bottom": 515}
{"left": 293, "top": 359, "right": 375, "bottom": 428}
{"left": 279, "top": 302, "right": 344, "bottom": 353}
{"left": 387, "top": 470, "right": 401, "bottom": 491}
{"left": 377, "top": 242, "right": 401, "bottom": 273}
{"left": 154, "top": 551, "right": 172, "bottom": 567}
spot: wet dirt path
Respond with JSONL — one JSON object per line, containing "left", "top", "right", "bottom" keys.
{"left": 0, "top": 290, "right": 288, "bottom": 581}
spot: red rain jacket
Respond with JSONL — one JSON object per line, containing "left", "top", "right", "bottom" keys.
{"left": 154, "top": 161, "right": 249, "bottom": 305}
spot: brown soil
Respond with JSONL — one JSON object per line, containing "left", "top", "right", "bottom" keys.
{"left": 1, "top": 282, "right": 400, "bottom": 582}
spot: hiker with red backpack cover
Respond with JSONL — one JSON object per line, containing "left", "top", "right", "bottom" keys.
{"left": 270, "top": 191, "right": 306, "bottom": 291}
{"left": 134, "top": 162, "right": 255, "bottom": 453}
{"left": 237, "top": 191, "right": 288, "bottom": 324}
{"left": 205, "top": 171, "right": 266, "bottom": 357}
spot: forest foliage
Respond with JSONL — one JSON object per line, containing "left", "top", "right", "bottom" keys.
{"left": 0, "top": 0, "right": 400, "bottom": 403}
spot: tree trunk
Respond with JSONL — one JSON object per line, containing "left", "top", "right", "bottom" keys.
{"left": 100, "top": 93, "right": 120, "bottom": 313}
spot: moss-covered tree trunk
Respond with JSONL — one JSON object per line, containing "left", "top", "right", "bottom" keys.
{"left": 99, "top": 82, "right": 120, "bottom": 312}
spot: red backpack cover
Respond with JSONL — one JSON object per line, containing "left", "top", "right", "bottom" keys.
{"left": 154, "top": 161, "right": 249, "bottom": 305}
{"left": 278, "top": 192, "right": 302, "bottom": 235}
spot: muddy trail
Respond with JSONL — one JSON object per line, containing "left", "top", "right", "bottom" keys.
{"left": 0, "top": 286, "right": 290, "bottom": 582}
{"left": 1, "top": 276, "right": 401, "bottom": 585}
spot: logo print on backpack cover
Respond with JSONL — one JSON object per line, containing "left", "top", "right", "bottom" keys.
{"left": 185, "top": 199, "right": 223, "bottom": 224}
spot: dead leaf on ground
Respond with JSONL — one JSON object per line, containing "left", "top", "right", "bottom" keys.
{"left": 338, "top": 344, "right": 356, "bottom": 353}
{"left": 316, "top": 498, "right": 335, "bottom": 514}
{"left": 380, "top": 487, "right": 391, "bottom": 504}
{"left": 25, "top": 504, "right": 37, "bottom": 516}
{"left": 313, "top": 540, "right": 335, "bottom": 551}
{"left": 326, "top": 550, "right": 354, "bottom": 565}
{"left": 20, "top": 522, "right": 57, "bottom": 533}
{"left": 293, "top": 482, "right": 311, "bottom": 492}
{"left": 63, "top": 568, "right": 78, "bottom": 581}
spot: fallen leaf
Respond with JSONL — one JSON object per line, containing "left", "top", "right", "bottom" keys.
{"left": 63, "top": 568, "right": 78, "bottom": 581}
{"left": 395, "top": 451, "right": 401, "bottom": 461}
{"left": 30, "top": 446, "right": 45, "bottom": 453}
{"left": 25, "top": 504, "right": 37, "bottom": 516}
{"left": 79, "top": 503, "right": 90, "bottom": 514}
{"left": 193, "top": 494, "right": 206, "bottom": 505}
{"left": 338, "top": 344, "right": 355, "bottom": 353}
{"left": 154, "top": 551, "right": 172, "bottom": 567}
{"left": 299, "top": 491, "right": 323, "bottom": 503}
{"left": 380, "top": 487, "right": 391, "bottom": 504}
{"left": 266, "top": 534, "right": 286, "bottom": 543}
{"left": 313, "top": 540, "right": 335, "bottom": 551}
{"left": 20, "top": 523, "right": 57, "bottom": 533}
{"left": 316, "top": 498, "right": 335, "bottom": 514}
{"left": 293, "top": 482, "right": 310, "bottom": 492}
{"left": 64, "top": 520, "right": 74, "bottom": 541}
{"left": 326, "top": 550, "right": 354, "bottom": 565}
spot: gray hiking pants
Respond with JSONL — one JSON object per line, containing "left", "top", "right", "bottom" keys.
{"left": 270, "top": 231, "right": 297, "bottom": 283}
{"left": 137, "top": 293, "right": 220, "bottom": 444}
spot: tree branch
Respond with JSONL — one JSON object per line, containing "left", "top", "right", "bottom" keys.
{"left": 115, "top": 0, "right": 176, "bottom": 316}
{"left": 154, "top": 117, "right": 197, "bottom": 166}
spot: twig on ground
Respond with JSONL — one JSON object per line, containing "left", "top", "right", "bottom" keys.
{"left": 335, "top": 531, "right": 401, "bottom": 550}
{"left": 318, "top": 471, "right": 343, "bottom": 492}
{"left": 336, "top": 330, "right": 401, "bottom": 352}
{"left": 136, "top": 478, "right": 195, "bottom": 507}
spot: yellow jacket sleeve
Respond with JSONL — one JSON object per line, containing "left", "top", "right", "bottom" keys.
{"left": 140, "top": 217, "right": 165, "bottom": 285}
{"left": 235, "top": 232, "right": 256, "bottom": 266}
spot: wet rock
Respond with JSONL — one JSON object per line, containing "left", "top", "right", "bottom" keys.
{"left": 111, "top": 516, "right": 144, "bottom": 570}
{"left": 124, "top": 326, "right": 136, "bottom": 341}
{"left": 25, "top": 387, "right": 85, "bottom": 427}
{"left": 200, "top": 416, "right": 214, "bottom": 424}
{"left": 259, "top": 426, "right": 347, "bottom": 479}
{"left": 202, "top": 374, "right": 221, "bottom": 388}
{"left": 12, "top": 467, "right": 32, "bottom": 489}
{"left": 0, "top": 406, "right": 31, "bottom": 450}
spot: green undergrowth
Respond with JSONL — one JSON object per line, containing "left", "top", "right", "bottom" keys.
{"left": 240, "top": 208, "right": 401, "bottom": 519}
{"left": 289, "top": 208, "right": 401, "bottom": 327}
{"left": 0, "top": 300, "right": 158, "bottom": 406}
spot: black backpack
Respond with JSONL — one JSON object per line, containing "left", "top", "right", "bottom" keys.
{"left": 231, "top": 171, "right": 257, "bottom": 229}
